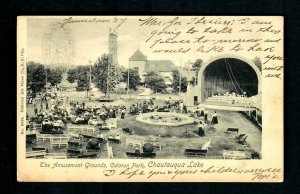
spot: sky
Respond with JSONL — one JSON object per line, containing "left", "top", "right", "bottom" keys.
{"left": 26, "top": 16, "right": 282, "bottom": 68}
{"left": 26, "top": 16, "right": 197, "bottom": 68}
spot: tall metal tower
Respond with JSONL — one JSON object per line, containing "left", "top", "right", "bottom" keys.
{"left": 109, "top": 28, "right": 118, "bottom": 66}
{"left": 106, "top": 29, "right": 119, "bottom": 96}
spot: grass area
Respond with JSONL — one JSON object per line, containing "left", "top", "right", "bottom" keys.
{"left": 27, "top": 92, "right": 261, "bottom": 159}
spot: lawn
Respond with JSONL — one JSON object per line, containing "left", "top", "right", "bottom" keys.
{"left": 26, "top": 93, "right": 262, "bottom": 159}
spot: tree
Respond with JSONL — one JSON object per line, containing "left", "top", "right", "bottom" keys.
{"left": 46, "top": 68, "right": 63, "bottom": 86}
{"left": 253, "top": 57, "right": 262, "bottom": 71}
{"left": 172, "top": 69, "right": 188, "bottom": 93}
{"left": 192, "top": 59, "right": 203, "bottom": 71}
{"left": 122, "top": 68, "right": 141, "bottom": 91}
{"left": 92, "top": 54, "right": 111, "bottom": 95}
{"left": 192, "top": 59, "right": 203, "bottom": 85}
{"left": 27, "top": 61, "right": 46, "bottom": 94}
{"left": 144, "top": 71, "right": 167, "bottom": 92}
{"left": 190, "top": 76, "right": 196, "bottom": 86}
{"left": 66, "top": 68, "right": 77, "bottom": 83}
{"left": 67, "top": 66, "right": 89, "bottom": 91}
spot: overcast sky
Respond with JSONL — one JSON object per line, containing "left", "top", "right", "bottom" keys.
{"left": 26, "top": 16, "right": 194, "bottom": 67}
{"left": 26, "top": 16, "right": 281, "bottom": 68}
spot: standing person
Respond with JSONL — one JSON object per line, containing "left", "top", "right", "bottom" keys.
{"left": 200, "top": 106, "right": 205, "bottom": 117}
{"left": 34, "top": 107, "right": 38, "bottom": 115}
{"left": 179, "top": 101, "right": 184, "bottom": 113}
{"left": 204, "top": 110, "right": 208, "bottom": 124}
{"left": 121, "top": 109, "right": 126, "bottom": 119}
{"left": 197, "top": 121, "right": 205, "bottom": 136}
{"left": 211, "top": 111, "right": 218, "bottom": 125}
{"left": 183, "top": 105, "right": 187, "bottom": 114}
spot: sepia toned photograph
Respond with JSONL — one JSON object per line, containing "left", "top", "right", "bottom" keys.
{"left": 17, "top": 16, "right": 283, "bottom": 182}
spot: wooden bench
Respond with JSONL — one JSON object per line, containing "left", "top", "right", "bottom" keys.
{"left": 98, "top": 123, "right": 110, "bottom": 131}
{"left": 36, "top": 134, "right": 52, "bottom": 142}
{"left": 82, "top": 134, "right": 105, "bottom": 143}
{"left": 184, "top": 149, "right": 208, "bottom": 157}
{"left": 33, "top": 123, "right": 42, "bottom": 130}
{"left": 68, "top": 140, "right": 82, "bottom": 148}
{"left": 45, "top": 153, "right": 67, "bottom": 159}
{"left": 26, "top": 150, "right": 46, "bottom": 158}
{"left": 108, "top": 138, "right": 121, "bottom": 144}
{"left": 50, "top": 136, "right": 69, "bottom": 148}
{"left": 223, "top": 150, "right": 246, "bottom": 159}
{"left": 122, "top": 128, "right": 133, "bottom": 135}
{"left": 68, "top": 125, "right": 95, "bottom": 133}
{"left": 67, "top": 148, "right": 81, "bottom": 154}
{"left": 126, "top": 138, "right": 144, "bottom": 149}
{"left": 78, "top": 153, "right": 97, "bottom": 158}
{"left": 126, "top": 152, "right": 156, "bottom": 158}
{"left": 32, "top": 147, "right": 47, "bottom": 152}
{"left": 227, "top": 128, "right": 239, "bottom": 134}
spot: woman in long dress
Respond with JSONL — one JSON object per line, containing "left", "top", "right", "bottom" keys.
{"left": 121, "top": 109, "right": 126, "bottom": 119}
{"left": 197, "top": 121, "right": 205, "bottom": 136}
{"left": 200, "top": 106, "right": 205, "bottom": 117}
{"left": 211, "top": 111, "right": 218, "bottom": 125}
{"left": 204, "top": 110, "right": 208, "bottom": 124}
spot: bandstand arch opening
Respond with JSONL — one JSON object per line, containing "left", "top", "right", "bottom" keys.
{"left": 199, "top": 57, "right": 260, "bottom": 103}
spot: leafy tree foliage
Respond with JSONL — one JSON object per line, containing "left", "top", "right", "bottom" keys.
{"left": 46, "top": 68, "right": 63, "bottom": 86}
{"left": 92, "top": 54, "right": 112, "bottom": 95}
{"left": 192, "top": 59, "right": 203, "bottom": 71}
{"left": 122, "top": 68, "right": 141, "bottom": 91}
{"left": 67, "top": 66, "right": 89, "bottom": 91}
{"left": 144, "top": 71, "right": 167, "bottom": 92}
{"left": 172, "top": 69, "right": 188, "bottom": 93}
{"left": 27, "top": 61, "right": 46, "bottom": 94}
{"left": 252, "top": 57, "right": 262, "bottom": 71}
{"left": 191, "top": 59, "right": 203, "bottom": 85}
{"left": 190, "top": 76, "right": 196, "bottom": 86}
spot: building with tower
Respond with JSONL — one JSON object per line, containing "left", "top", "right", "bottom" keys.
{"left": 128, "top": 49, "right": 175, "bottom": 85}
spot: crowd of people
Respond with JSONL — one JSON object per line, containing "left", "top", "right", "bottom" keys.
{"left": 27, "top": 89, "right": 219, "bottom": 139}
{"left": 214, "top": 91, "right": 247, "bottom": 98}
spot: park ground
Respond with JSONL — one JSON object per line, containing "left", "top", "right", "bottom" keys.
{"left": 26, "top": 92, "right": 262, "bottom": 159}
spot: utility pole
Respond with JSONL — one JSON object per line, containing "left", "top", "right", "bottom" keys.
{"left": 106, "top": 59, "right": 110, "bottom": 97}
{"left": 86, "top": 70, "right": 89, "bottom": 97}
{"left": 179, "top": 58, "right": 182, "bottom": 94}
{"left": 127, "top": 67, "right": 130, "bottom": 96}
{"left": 45, "top": 70, "right": 48, "bottom": 85}
{"left": 179, "top": 70, "right": 182, "bottom": 94}
{"left": 89, "top": 60, "right": 92, "bottom": 95}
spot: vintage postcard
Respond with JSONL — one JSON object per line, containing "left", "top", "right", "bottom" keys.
{"left": 17, "top": 16, "right": 283, "bottom": 182}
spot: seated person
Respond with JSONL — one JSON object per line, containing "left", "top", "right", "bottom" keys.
{"left": 135, "top": 147, "right": 141, "bottom": 154}
{"left": 97, "top": 132, "right": 104, "bottom": 138}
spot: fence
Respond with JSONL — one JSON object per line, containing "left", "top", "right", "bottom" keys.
{"left": 68, "top": 125, "right": 96, "bottom": 134}
{"left": 36, "top": 134, "right": 69, "bottom": 142}
{"left": 223, "top": 150, "right": 246, "bottom": 159}
{"left": 126, "top": 138, "right": 144, "bottom": 149}
{"left": 33, "top": 123, "right": 42, "bottom": 130}
{"left": 50, "top": 136, "right": 69, "bottom": 148}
